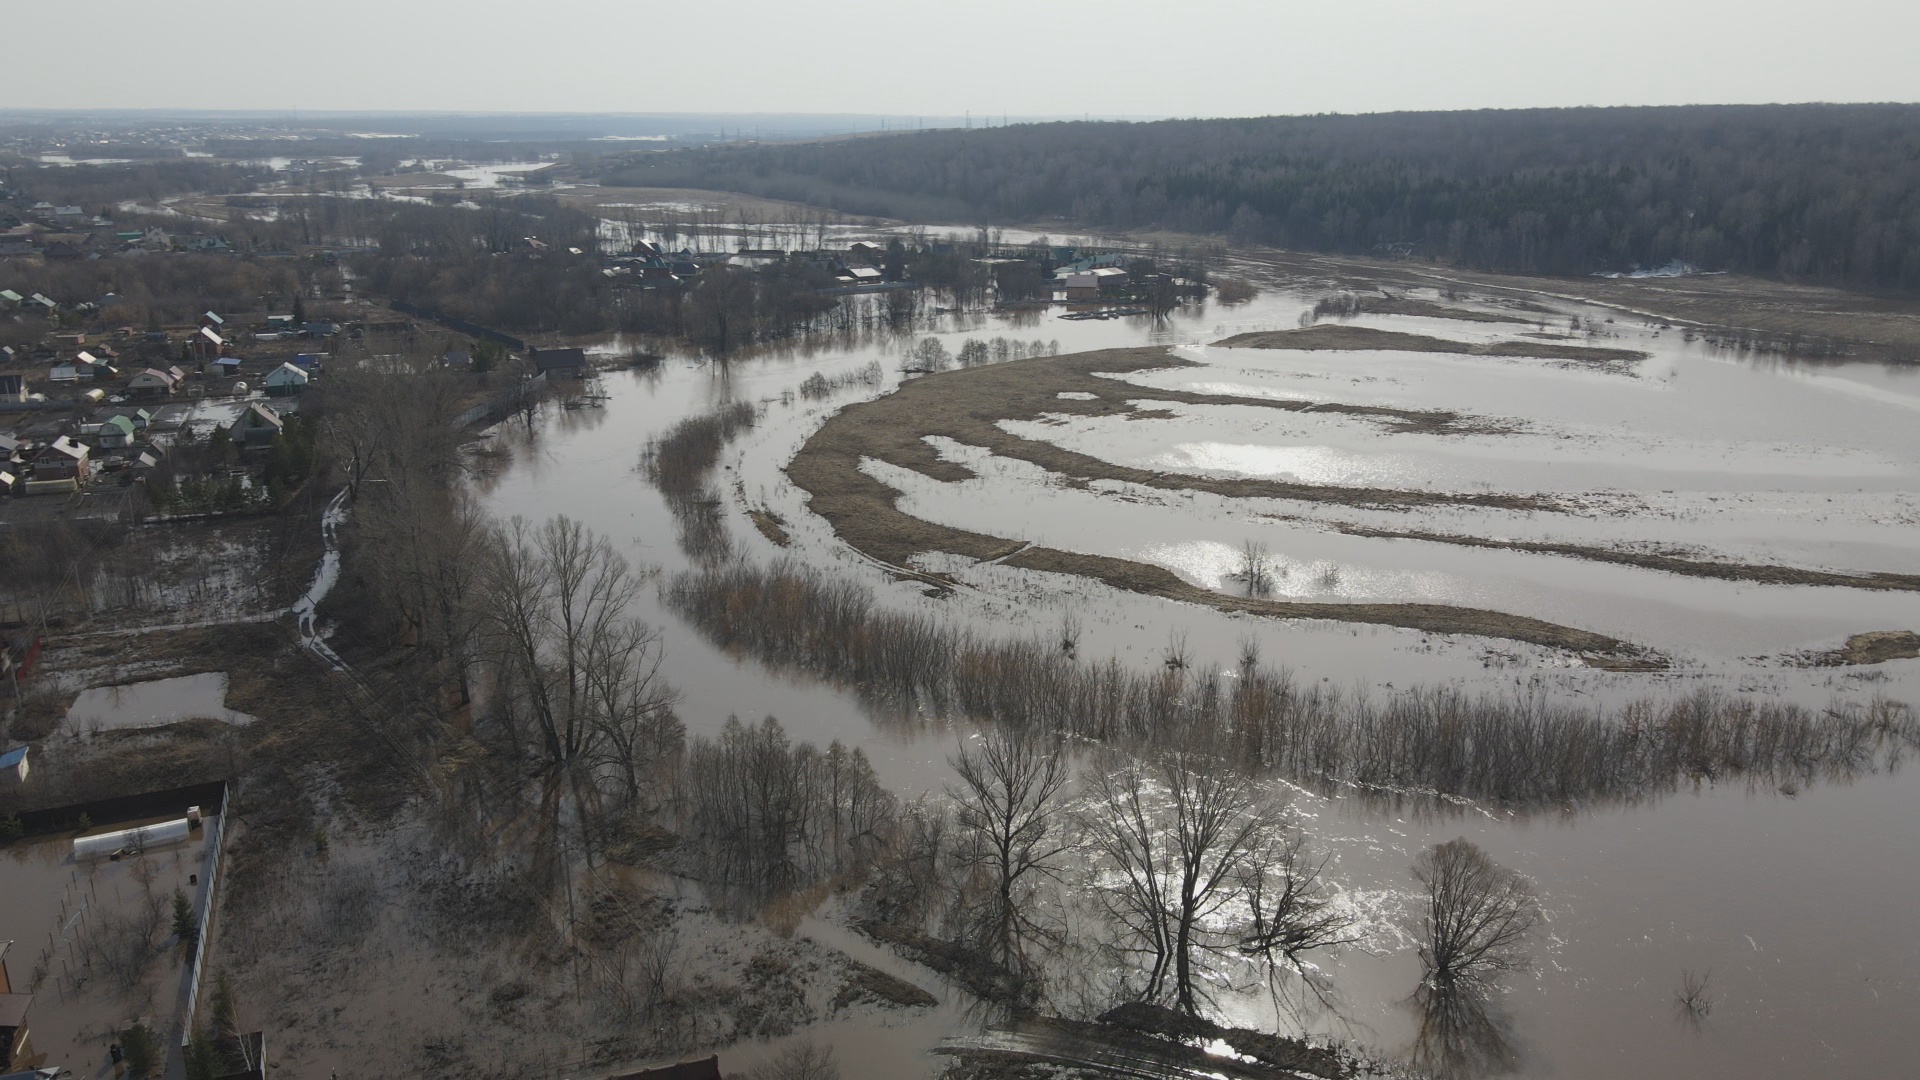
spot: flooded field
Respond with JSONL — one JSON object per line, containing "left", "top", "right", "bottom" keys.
{"left": 466, "top": 259, "right": 1920, "bottom": 1078}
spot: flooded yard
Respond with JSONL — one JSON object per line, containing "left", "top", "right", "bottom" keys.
{"left": 65, "top": 673, "right": 255, "bottom": 734}
{"left": 0, "top": 816, "right": 223, "bottom": 1074}
{"left": 461, "top": 257, "right": 1920, "bottom": 1078}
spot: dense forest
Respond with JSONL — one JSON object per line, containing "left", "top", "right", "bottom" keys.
{"left": 600, "top": 104, "right": 1920, "bottom": 292}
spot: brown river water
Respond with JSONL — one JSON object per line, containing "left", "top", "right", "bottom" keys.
{"left": 470, "top": 266, "right": 1920, "bottom": 1078}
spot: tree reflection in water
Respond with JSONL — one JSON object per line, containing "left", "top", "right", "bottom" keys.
{"left": 1406, "top": 978, "right": 1520, "bottom": 1080}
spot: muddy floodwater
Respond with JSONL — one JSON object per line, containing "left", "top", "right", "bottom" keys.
{"left": 470, "top": 263, "right": 1920, "bottom": 1078}
{"left": 64, "top": 672, "right": 255, "bottom": 733}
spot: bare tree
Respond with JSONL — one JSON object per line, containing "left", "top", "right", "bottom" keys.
{"left": 1412, "top": 838, "right": 1539, "bottom": 985}
{"left": 1675, "top": 968, "right": 1715, "bottom": 1028}
{"left": 1239, "top": 829, "right": 1358, "bottom": 974}
{"left": 1086, "top": 751, "right": 1282, "bottom": 1013}
{"left": 481, "top": 515, "right": 664, "bottom": 781}
{"left": 310, "top": 351, "right": 466, "bottom": 499}
{"left": 948, "top": 729, "right": 1072, "bottom": 977}
{"left": 357, "top": 482, "right": 491, "bottom": 703}
{"left": 1239, "top": 540, "right": 1275, "bottom": 598}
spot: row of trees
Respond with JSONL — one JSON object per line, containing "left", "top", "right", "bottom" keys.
{"left": 667, "top": 562, "right": 1917, "bottom": 807}
{"left": 603, "top": 104, "right": 1920, "bottom": 291}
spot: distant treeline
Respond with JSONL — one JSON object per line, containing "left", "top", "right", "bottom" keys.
{"left": 599, "top": 104, "right": 1920, "bottom": 292}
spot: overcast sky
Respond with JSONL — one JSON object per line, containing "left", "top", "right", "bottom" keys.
{"left": 17, "top": 0, "right": 1920, "bottom": 117}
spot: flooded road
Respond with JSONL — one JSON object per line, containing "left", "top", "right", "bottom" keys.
{"left": 471, "top": 265, "right": 1920, "bottom": 1078}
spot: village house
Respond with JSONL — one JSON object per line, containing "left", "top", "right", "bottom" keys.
{"left": 531, "top": 347, "right": 587, "bottom": 378}
{"left": 263, "top": 361, "right": 309, "bottom": 395}
{"left": 28, "top": 436, "right": 88, "bottom": 491}
{"left": 96, "top": 414, "right": 137, "bottom": 449}
{"left": 194, "top": 325, "right": 226, "bottom": 361}
{"left": 0, "top": 375, "right": 24, "bottom": 403}
{"left": 1063, "top": 266, "right": 1130, "bottom": 301}
{"left": 127, "top": 366, "right": 185, "bottom": 398}
{"left": 228, "top": 402, "right": 284, "bottom": 447}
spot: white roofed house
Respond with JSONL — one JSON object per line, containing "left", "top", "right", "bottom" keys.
{"left": 1063, "top": 266, "right": 1130, "bottom": 302}
{"left": 229, "top": 402, "right": 285, "bottom": 448}
{"left": 194, "top": 324, "right": 226, "bottom": 360}
{"left": 263, "top": 361, "right": 310, "bottom": 395}
{"left": 27, "top": 435, "right": 89, "bottom": 492}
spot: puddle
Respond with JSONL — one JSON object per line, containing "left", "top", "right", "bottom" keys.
{"left": 65, "top": 672, "right": 256, "bottom": 733}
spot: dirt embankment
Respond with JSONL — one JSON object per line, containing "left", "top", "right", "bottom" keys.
{"left": 786, "top": 347, "right": 1657, "bottom": 666}
{"left": 1319, "top": 523, "right": 1920, "bottom": 594}
{"left": 1217, "top": 323, "right": 1650, "bottom": 368}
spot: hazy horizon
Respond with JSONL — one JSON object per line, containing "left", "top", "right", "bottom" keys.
{"left": 16, "top": 0, "right": 1920, "bottom": 116}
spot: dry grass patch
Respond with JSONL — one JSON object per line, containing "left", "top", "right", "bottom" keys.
{"left": 1217, "top": 323, "right": 1649, "bottom": 367}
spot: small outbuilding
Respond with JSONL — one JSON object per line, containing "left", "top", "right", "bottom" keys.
{"left": 0, "top": 745, "right": 29, "bottom": 784}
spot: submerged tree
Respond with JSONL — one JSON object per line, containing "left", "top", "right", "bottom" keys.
{"left": 1239, "top": 829, "right": 1358, "bottom": 975}
{"left": 481, "top": 515, "right": 679, "bottom": 798}
{"left": 1086, "top": 750, "right": 1283, "bottom": 1014}
{"left": 948, "top": 729, "right": 1072, "bottom": 980}
{"left": 1239, "top": 540, "right": 1275, "bottom": 598}
{"left": 1412, "top": 838, "right": 1538, "bottom": 985}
